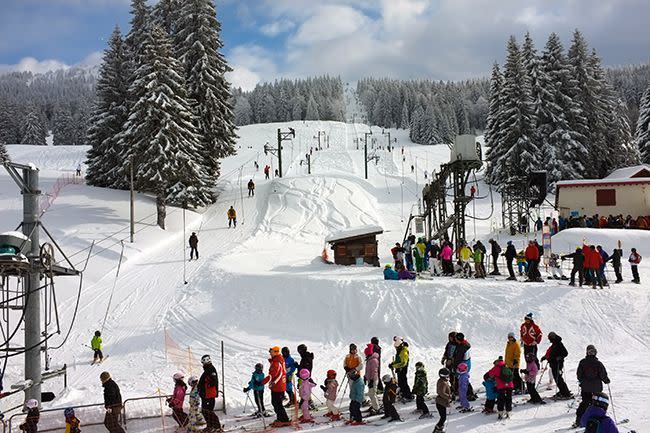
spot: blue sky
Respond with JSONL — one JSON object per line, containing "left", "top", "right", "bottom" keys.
{"left": 1, "top": 0, "right": 649, "bottom": 90}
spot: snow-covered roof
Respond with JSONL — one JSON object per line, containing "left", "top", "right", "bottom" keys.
{"left": 325, "top": 225, "right": 383, "bottom": 243}
{"left": 555, "top": 178, "right": 650, "bottom": 188}
{"left": 604, "top": 164, "right": 650, "bottom": 179}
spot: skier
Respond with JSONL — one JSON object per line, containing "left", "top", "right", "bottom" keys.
{"left": 403, "top": 236, "right": 414, "bottom": 271}
{"left": 413, "top": 362, "right": 431, "bottom": 418}
{"left": 411, "top": 164, "right": 414, "bottom": 173}
{"left": 516, "top": 249, "right": 528, "bottom": 276}
{"left": 434, "top": 369, "right": 452, "bottom": 433}
{"left": 458, "top": 243, "right": 473, "bottom": 277}
{"left": 456, "top": 363, "right": 472, "bottom": 412}
{"left": 524, "top": 240, "right": 541, "bottom": 282}
{"left": 383, "top": 263, "right": 399, "bottom": 280}
{"left": 296, "top": 344, "right": 314, "bottom": 409}
{"left": 629, "top": 247, "right": 642, "bottom": 284}
{"left": 584, "top": 245, "right": 604, "bottom": 289}
{"left": 344, "top": 343, "right": 363, "bottom": 373}
{"left": 321, "top": 370, "right": 340, "bottom": 420}
{"left": 20, "top": 399, "right": 39, "bottom": 433}
{"left": 262, "top": 347, "right": 290, "bottom": 427}
{"left": 381, "top": 375, "right": 402, "bottom": 422}
{"left": 227, "top": 206, "right": 237, "bottom": 228}
{"left": 363, "top": 345, "right": 380, "bottom": 415}
{"left": 541, "top": 332, "right": 573, "bottom": 400}
{"left": 274, "top": 169, "right": 279, "bottom": 177}
{"left": 607, "top": 241, "right": 623, "bottom": 283}
{"left": 243, "top": 363, "right": 267, "bottom": 417}
{"left": 596, "top": 246, "right": 609, "bottom": 285}
{"left": 562, "top": 247, "right": 585, "bottom": 287}
{"left": 347, "top": 370, "right": 365, "bottom": 425}
{"left": 475, "top": 240, "right": 487, "bottom": 276}
{"left": 168, "top": 372, "right": 188, "bottom": 428}
{"left": 488, "top": 357, "right": 514, "bottom": 420}
{"left": 247, "top": 179, "right": 255, "bottom": 197}
{"left": 440, "top": 242, "right": 454, "bottom": 275}
{"left": 370, "top": 337, "right": 384, "bottom": 392}
{"left": 298, "top": 369, "right": 316, "bottom": 423}
{"left": 520, "top": 313, "right": 542, "bottom": 359}
{"left": 91, "top": 331, "right": 103, "bottom": 364}
{"left": 281, "top": 347, "right": 296, "bottom": 407}
{"left": 482, "top": 369, "right": 497, "bottom": 414}
{"left": 453, "top": 333, "right": 476, "bottom": 400}
{"left": 473, "top": 246, "right": 485, "bottom": 278}
{"left": 389, "top": 336, "right": 413, "bottom": 401}
{"left": 76, "top": 164, "right": 82, "bottom": 176}
{"left": 549, "top": 253, "right": 564, "bottom": 279}
{"left": 187, "top": 376, "right": 204, "bottom": 432}
{"left": 63, "top": 408, "right": 80, "bottom": 433}
{"left": 579, "top": 393, "right": 619, "bottom": 433}
{"left": 489, "top": 239, "right": 502, "bottom": 275}
{"left": 504, "top": 241, "right": 517, "bottom": 280}
{"left": 198, "top": 355, "right": 222, "bottom": 432}
{"left": 390, "top": 242, "right": 405, "bottom": 267}
{"left": 189, "top": 232, "right": 199, "bottom": 260}
{"left": 100, "top": 372, "right": 125, "bottom": 433}
{"left": 428, "top": 240, "right": 442, "bottom": 276}
{"left": 504, "top": 332, "right": 523, "bottom": 394}
{"left": 574, "top": 345, "right": 610, "bottom": 428}
{"left": 441, "top": 332, "right": 457, "bottom": 393}
{"left": 264, "top": 165, "right": 270, "bottom": 179}
{"left": 520, "top": 352, "right": 544, "bottom": 404}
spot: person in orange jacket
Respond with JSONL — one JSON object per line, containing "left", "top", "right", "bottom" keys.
{"left": 524, "top": 241, "right": 541, "bottom": 282}
{"left": 262, "top": 347, "right": 290, "bottom": 427}
{"left": 583, "top": 244, "right": 603, "bottom": 289}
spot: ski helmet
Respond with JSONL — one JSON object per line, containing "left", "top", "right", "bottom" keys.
{"left": 173, "top": 372, "right": 184, "bottom": 381}
{"left": 327, "top": 370, "right": 337, "bottom": 378}
{"left": 100, "top": 371, "right": 111, "bottom": 382}
{"left": 299, "top": 369, "right": 310, "bottom": 380}
{"left": 524, "top": 312, "right": 533, "bottom": 321}
{"left": 586, "top": 345, "right": 597, "bottom": 356}
{"left": 592, "top": 392, "right": 609, "bottom": 409}
{"left": 548, "top": 332, "right": 558, "bottom": 341}
{"left": 188, "top": 376, "right": 198, "bottom": 386}
{"left": 255, "top": 363, "right": 264, "bottom": 371}
{"left": 25, "top": 399, "right": 38, "bottom": 409}
{"left": 438, "top": 368, "right": 450, "bottom": 378}
{"left": 507, "top": 332, "right": 516, "bottom": 340}
{"left": 349, "top": 343, "right": 357, "bottom": 352}
{"left": 201, "top": 354, "right": 211, "bottom": 365}
{"left": 364, "top": 344, "right": 374, "bottom": 357}
{"left": 269, "top": 346, "right": 280, "bottom": 356}
{"left": 393, "top": 336, "right": 403, "bottom": 348}
{"left": 415, "top": 361, "right": 424, "bottom": 368}
{"left": 457, "top": 363, "right": 468, "bottom": 373}
{"left": 95, "top": 330, "right": 101, "bottom": 337}
{"left": 297, "top": 344, "right": 307, "bottom": 353}
{"left": 64, "top": 408, "right": 75, "bottom": 418}
{"left": 381, "top": 374, "right": 392, "bottom": 383}
{"left": 281, "top": 347, "right": 290, "bottom": 357}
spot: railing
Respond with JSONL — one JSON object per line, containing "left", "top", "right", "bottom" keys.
{"left": 40, "top": 172, "right": 84, "bottom": 215}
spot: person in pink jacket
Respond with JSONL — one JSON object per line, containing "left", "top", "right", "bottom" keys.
{"left": 440, "top": 243, "right": 454, "bottom": 275}
{"left": 488, "top": 358, "right": 514, "bottom": 420}
{"left": 298, "top": 369, "right": 316, "bottom": 423}
{"left": 168, "top": 372, "right": 188, "bottom": 428}
{"left": 364, "top": 345, "right": 380, "bottom": 415}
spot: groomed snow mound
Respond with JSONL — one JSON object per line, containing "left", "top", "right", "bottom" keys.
{"left": 552, "top": 227, "right": 650, "bottom": 256}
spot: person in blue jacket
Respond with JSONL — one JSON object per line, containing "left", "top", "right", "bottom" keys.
{"left": 580, "top": 392, "right": 619, "bottom": 433}
{"left": 482, "top": 372, "right": 497, "bottom": 414}
{"left": 347, "top": 370, "right": 365, "bottom": 425}
{"left": 282, "top": 347, "right": 297, "bottom": 407}
{"left": 243, "top": 363, "right": 268, "bottom": 417}
{"left": 383, "top": 264, "right": 399, "bottom": 280}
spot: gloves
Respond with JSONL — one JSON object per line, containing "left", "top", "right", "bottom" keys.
{"left": 540, "top": 356, "right": 546, "bottom": 362}
{"left": 320, "top": 385, "right": 326, "bottom": 391}
{"left": 388, "top": 363, "right": 394, "bottom": 370}
{"left": 243, "top": 387, "right": 249, "bottom": 393}
{"left": 604, "top": 378, "right": 610, "bottom": 384}
{"left": 520, "top": 369, "right": 528, "bottom": 374}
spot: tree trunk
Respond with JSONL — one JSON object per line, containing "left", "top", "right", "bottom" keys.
{"left": 156, "top": 196, "right": 166, "bottom": 230}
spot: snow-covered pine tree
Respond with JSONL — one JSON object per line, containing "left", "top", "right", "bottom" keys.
{"left": 0, "top": 100, "right": 20, "bottom": 144}
{"left": 124, "top": 0, "right": 150, "bottom": 61}
{"left": 234, "top": 96, "right": 253, "bottom": 125}
{"left": 636, "top": 86, "right": 650, "bottom": 163}
{"left": 175, "top": 0, "right": 237, "bottom": 186}
{"left": 53, "top": 108, "right": 73, "bottom": 146}
{"left": 0, "top": 142, "right": 8, "bottom": 162}
{"left": 538, "top": 33, "right": 588, "bottom": 184}
{"left": 121, "top": 25, "right": 212, "bottom": 229}
{"left": 21, "top": 109, "right": 46, "bottom": 145}
{"left": 493, "top": 36, "right": 538, "bottom": 185}
{"left": 152, "top": 0, "right": 179, "bottom": 36}
{"left": 484, "top": 63, "right": 504, "bottom": 184}
{"left": 305, "top": 93, "right": 320, "bottom": 120}
{"left": 291, "top": 94, "right": 305, "bottom": 120}
{"left": 400, "top": 102, "right": 409, "bottom": 129}
{"left": 86, "top": 26, "right": 129, "bottom": 188}
{"left": 409, "top": 105, "right": 424, "bottom": 143}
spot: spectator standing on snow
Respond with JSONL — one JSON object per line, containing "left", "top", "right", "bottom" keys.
{"left": 562, "top": 247, "right": 585, "bottom": 287}
{"left": 504, "top": 241, "right": 517, "bottom": 280}
{"left": 363, "top": 345, "right": 380, "bottom": 415}
{"left": 389, "top": 336, "right": 413, "bottom": 400}
{"left": 541, "top": 332, "right": 573, "bottom": 399}
{"left": 100, "top": 372, "right": 125, "bottom": 433}
{"left": 525, "top": 241, "right": 541, "bottom": 281}
{"left": 504, "top": 332, "right": 523, "bottom": 394}
{"left": 489, "top": 239, "right": 502, "bottom": 275}
{"left": 608, "top": 241, "right": 623, "bottom": 283}
{"left": 413, "top": 362, "right": 431, "bottom": 418}
{"left": 629, "top": 247, "right": 642, "bottom": 284}
{"left": 189, "top": 232, "right": 198, "bottom": 260}
{"left": 198, "top": 355, "right": 222, "bottom": 431}
{"left": 247, "top": 179, "right": 255, "bottom": 197}
{"left": 76, "top": 164, "right": 82, "bottom": 176}
{"left": 264, "top": 165, "right": 270, "bottom": 179}
{"left": 433, "top": 369, "right": 452, "bottom": 433}
{"left": 573, "top": 345, "right": 610, "bottom": 428}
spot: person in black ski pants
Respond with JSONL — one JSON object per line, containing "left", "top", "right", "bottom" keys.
{"left": 504, "top": 241, "right": 517, "bottom": 280}
{"left": 573, "top": 345, "right": 610, "bottom": 428}
{"left": 389, "top": 337, "right": 413, "bottom": 400}
{"left": 562, "top": 248, "right": 585, "bottom": 286}
{"left": 198, "top": 355, "right": 222, "bottom": 431}
{"left": 541, "top": 332, "right": 572, "bottom": 399}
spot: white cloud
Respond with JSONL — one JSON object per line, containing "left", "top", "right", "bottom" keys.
{"left": 227, "top": 67, "right": 261, "bottom": 92}
{"left": 226, "top": 44, "right": 278, "bottom": 91}
{"left": 260, "top": 20, "right": 296, "bottom": 37}
{"left": 0, "top": 57, "right": 70, "bottom": 74}
{"left": 291, "top": 5, "right": 370, "bottom": 45}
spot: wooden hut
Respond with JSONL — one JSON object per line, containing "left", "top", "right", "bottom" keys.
{"left": 325, "top": 225, "right": 383, "bottom": 267}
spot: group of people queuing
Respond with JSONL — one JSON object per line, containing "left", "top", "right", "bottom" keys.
{"left": 385, "top": 234, "right": 642, "bottom": 285}
{"left": 563, "top": 213, "right": 650, "bottom": 231}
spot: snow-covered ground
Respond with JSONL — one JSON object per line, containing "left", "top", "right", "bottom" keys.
{"left": 1, "top": 121, "right": 648, "bottom": 433}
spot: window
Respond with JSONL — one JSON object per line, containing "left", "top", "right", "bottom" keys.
{"left": 596, "top": 189, "right": 616, "bottom": 206}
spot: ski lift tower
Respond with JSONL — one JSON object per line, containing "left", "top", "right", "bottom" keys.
{"left": 1, "top": 162, "right": 81, "bottom": 405}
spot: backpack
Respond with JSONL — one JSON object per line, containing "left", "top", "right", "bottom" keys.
{"left": 585, "top": 415, "right": 606, "bottom": 433}
{"left": 499, "top": 365, "right": 514, "bottom": 382}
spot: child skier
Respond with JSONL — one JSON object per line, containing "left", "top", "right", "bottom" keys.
{"left": 63, "top": 408, "right": 80, "bottom": 433}
{"left": 456, "top": 363, "right": 472, "bottom": 412}
{"left": 579, "top": 392, "right": 619, "bottom": 433}
{"left": 363, "top": 345, "right": 380, "bottom": 415}
{"left": 281, "top": 347, "right": 297, "bottom": 407}
{"left": 434, "top": 368, "right": 452, "bottom": 433}
{"left": 321, "top": 370, "right": 340, "bottom": 421}
{"left": 347, "top": 370, "right": 365, "bottom": 425}
{"left": 516, "top": 250, "right": 528, "bottom": 276}
{"left": 413, "top": 362, "right": 432, "bottom": 418}
{"left": 343, "top": 344, "right": 363, "bottom": 373}
{"left": 381, "top": 375, "right": 402, "bottom": 422}
{"left": 91, "top": 331, "right": 103, "bottom": 364}
{"left": 488, "top": 357, "right": 514, "bottom": 420}
{"left": 243, "top": 363, "right": 267, "bottom": 417}
{"left": 549, "top": 253, "right": 564, "bottom": 279}
{"left": 520, "top": 353, "right": 545, "bottom": 404}
{"left": 19, "top": 399, "right": 39, "bottom": 433}
{"left": 167, "top": 372, "right": 188, "bottom": 428}
{"left": 298, "top": 369, "right": 316, "bottom": 423}
{"left": 187, "top": 376, "right": 203, "bottom": 433}
{"left": 481, "top": 373, "right": 497, "bottom": 414}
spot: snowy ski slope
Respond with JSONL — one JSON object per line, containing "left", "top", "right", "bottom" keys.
{"left": 1, "top": 121, "right": 648, "bottom": 433}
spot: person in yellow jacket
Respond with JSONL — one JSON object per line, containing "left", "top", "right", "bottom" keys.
{"left": 389, "top": 337, "right": 413, "bottom": 400}
{"left": 227, "top": 206, "right": 237, "bottom": 228}
{"left": 91, "top": 330, "right": 103, "bottom": 363}
{"left": 504, "top": 332, "right": 523, "bottom": 394}
{"left": 459, "top": 244, "right": 473, "bottom": 277}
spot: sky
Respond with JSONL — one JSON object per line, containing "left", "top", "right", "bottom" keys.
{"left": 0, "top": 0, "right": 649, "bottom": 91}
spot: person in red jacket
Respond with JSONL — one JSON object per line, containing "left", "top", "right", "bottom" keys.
{"left": 520, "top": 313, "right": 542, "bottom": 361}
{"left": 524, "top": 241, "right": 541, "bottom": 282}
{"left": 488, "top": 357, "right": 514, "bottom": 420}
{"left": 262, "top": 347, "right": 291, "bottom": 427}
{"left": 583, "top": 244, "right": 603, "bottom": 289}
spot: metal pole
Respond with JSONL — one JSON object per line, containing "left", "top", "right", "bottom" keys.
{"left": 277, "top": 129, "right": 283, "bottom": 178}
{"left": 221, "top": 340, "right": 226, "bottom": 414}
{"left": 307, "top": 155, "right": 311, "bottom": 175}
{"left": 23, "top": 166, "right": 42, "bottom": 404}
{"left": 130, "top": 157, "right": 134, "bottom": 243}
{"left": 364, "top": 141, "right": 368, "bottom": 180}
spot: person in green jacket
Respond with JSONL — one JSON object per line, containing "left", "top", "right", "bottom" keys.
{"left": 91, "top": 330, "right": 103, "bottom": 363}
{"left": 389, "top": 337, "right": 413, "bottom": 400}
{"left": 413, "top": 362, "right": 431, "bottom": 418}
{"left": 473, "top": 248, "right": 485, "bottom": 278}
{"left": 415, "top": 239, "right": 427, "bottom": 272}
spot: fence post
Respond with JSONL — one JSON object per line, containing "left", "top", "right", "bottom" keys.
{"left": 63, "top": 363, "right": 67, "bottom": 388}
{"left": 221, "top": 340, "right": 226, "bottom": 415}
{"left": 157, "top": 388, "right": 167, "bottom": 433}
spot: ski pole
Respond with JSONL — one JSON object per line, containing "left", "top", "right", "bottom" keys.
{"left": 607, "top": 383, "right": 617, "bottom": 424}
{"left": 254, "top": 392, "right": 267, "bottom": 430}
{"left": 336, "top": 376, "right": 349, "bottom": 413}
{"left": 535, "top": 362, "right": 548, "bottom": 390}
{"left": 243, "top": 390, "right": 250, "bottom": 414}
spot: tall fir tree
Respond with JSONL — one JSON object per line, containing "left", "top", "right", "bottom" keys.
{"left": 636, "top": 86, "right": 650, "bottom": 163}
{"left": 400, "top": 101, "right": 409, "bottom": 129}
{"left": 86, "top": 26, "right": 129, "bottom": 188}
{"left": 234, "top": 96, "right": 253, "bottom": 125}
{"left": 484, "top": 63, "right": 504, "bottom": 184}
{"left": 0, "top": 142, "right": 8, "bottom": 162}
{"left": 175, "top": 0, "right": 237, "bottom": 186}
{"left": 121, "top": 25, "right": 213, "bottom": 228}
{"left": 152, "top": 0, "right": 180, "bottom": 35}
{"left": 305, "top": 93, "right": 320, "bottom": 120}
{"left": 21, "top": 109, "right": 46, "bottom": 145}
